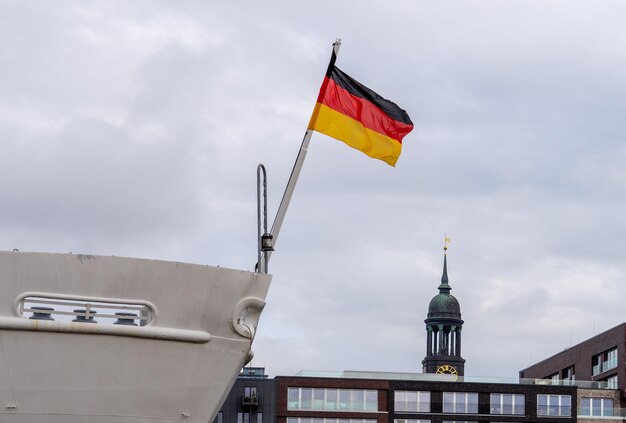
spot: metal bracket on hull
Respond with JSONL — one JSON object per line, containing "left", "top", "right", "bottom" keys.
{"left": 230, "top": 296, "right": 266, "bottom": 339}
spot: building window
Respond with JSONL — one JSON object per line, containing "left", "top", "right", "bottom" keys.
{"left": 314, "top": 389, "right": 325, "bottom": 409}
{"left": 257, "top": 413, "right": 263, "bottom": 423}
{"left": 244, "top": 387, "right": 258, "bottom": 404}
{"left": 395, "top": 420, "right": 431, "bottom": 423}
{"left": 592, "top": 347, "right": 618, "bottom": 375}
{"left": 607, "top": 348, "right": 618, "bottom": 369}
{"left": 339, "top": 390, "right": 350, "bottom": 410}
{"left": 214, "top": 412, "right": 223, "bottom": 423}
{"left": 352, "top": 390, "right": 365, "bottom": 410}
{"left": 288, "top": 388, "right": 300, "bottom": 409}
{"left": 580, "top": 397, "right": 613, "bottom": 417}
{"left": 326, "top": 389, "right": 337, "bottom": 410}
{"left": 237, "top": 413, "right": 250, "bottom": 423}
{"left": 442, "top": 421, "right": 478, "bottom": 423}
{"left": 537, "top": 394, "right": 571, "bottom": 417}
{"left": 490, "top": 393, "right": 525, "bottom": 415}
{"left": 365, "top": 390, "right": 377, "bottom": 411}
{"left": 443, "top": 392, "right": 478, "bottom": 414}
{"left": 592, "top": 355, "right": 600, "bottom": 376}
{"left": 561, "top": 366, "right": 575, "bottom": 384}
{"left": 394, "top": 391, "right": 431, "bottom": 412}
{"left": 303, "top": 388, "right": 313, "bottom": 409}
{"left": 548, "top": 373, "right": 560, "bottom": 383}
{"left": 287, "top": 388, "right": 378, "bottom": 411}
{"left": 604, "top": 375, "right": 618, "bottom": 389}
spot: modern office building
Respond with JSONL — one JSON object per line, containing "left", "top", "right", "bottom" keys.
{"left": 220, "top": 369, "right": 625, "bottom": 423}
{"left": 277, "top": 371, "right": 577, "bottom": 423}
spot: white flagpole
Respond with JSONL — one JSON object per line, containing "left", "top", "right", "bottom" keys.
{"left": 263, "top": 39, "right": 341, "bottom": 266}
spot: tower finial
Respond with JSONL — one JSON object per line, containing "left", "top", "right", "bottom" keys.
{"left": 440, "top": 252, "right": 449, "bottom": 288}
{"left": 439, "top": 237, "right": 451, "bottom": 291}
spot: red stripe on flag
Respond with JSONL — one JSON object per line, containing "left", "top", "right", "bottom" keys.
{"left": 318, "top": 76, "right": 413, "bottom": 143}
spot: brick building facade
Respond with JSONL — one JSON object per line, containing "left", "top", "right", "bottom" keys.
{"left": 519, "top": 323, "right": 626, "bottom": 391}
{"left": 519, "top": 322, "right": 626, "bottom": 420}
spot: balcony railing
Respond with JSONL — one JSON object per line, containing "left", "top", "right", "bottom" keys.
{"left": 295, "top": 370, "right": 617, "bottom": 389}
{"left": 592, "top": 358, "right": 618, "bottom": 376}
{"left": 579, "top": 407, "right": 626, "bottom": 418}
{"left": 242, "top": 395, "right": 259, "bottom": 406}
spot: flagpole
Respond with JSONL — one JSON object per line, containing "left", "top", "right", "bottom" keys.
{"left": 263, "top": 39, "right": 341, "bottom": 266}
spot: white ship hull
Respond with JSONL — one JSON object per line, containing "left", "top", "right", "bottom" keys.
{"left": 0, "top": 251, "right": 271, "bottom": 422}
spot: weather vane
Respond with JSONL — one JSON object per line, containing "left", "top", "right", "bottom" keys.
{"left": 444, "top": 234, "right": 451, "bottom": 253}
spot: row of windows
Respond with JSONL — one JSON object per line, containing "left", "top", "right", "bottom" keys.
{"left": 289, "top": 388, "right": 572, "bottom": 417}
{"left": 222, "top": 390, "right": 620, "bottom": 423}
{"left": 288, "top": 388, "right": 378, "bottom": 411}
{"left": 549, "top": 367, "right": 618, "bottom": 389}
{"left": 288, "top": 420, "right": 479, "bottom": 423}
{"left": 547, "top": 366, "right": 575, "bottom": 384}
{"left": 543, "top": 346, "right": 619, "bottom": 384}
{"left": 287, "top": 419, "right": 376, "bottom": 423}
{"left": 215, "top": 413, "right": 262, "bottom": 423}
{"left": 395, "top": 392, "right": 529, "bottom": 416}
{"left": 238, "top": 413, "right": 262, "bottom": 423}
{"left": 396, "top": 421, "right": 519, "bottom": 423}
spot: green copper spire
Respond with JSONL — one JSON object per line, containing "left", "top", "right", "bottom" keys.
{"left": 437, "top": 249, "right": 451, "bottom": 293}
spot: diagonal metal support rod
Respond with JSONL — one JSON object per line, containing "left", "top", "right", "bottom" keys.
{"left": 262, "top": 39, "right": 342, "bottom": 267}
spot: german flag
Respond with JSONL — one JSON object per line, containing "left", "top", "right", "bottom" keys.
{"left": 308, "top": 52, "right": 413, "bottom": 167}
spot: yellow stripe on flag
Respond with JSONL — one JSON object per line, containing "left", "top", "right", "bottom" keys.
{"left": 309, "top": 103, "right": 402, "bottom": 166}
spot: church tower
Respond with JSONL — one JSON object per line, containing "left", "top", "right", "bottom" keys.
{"left": 422, "top": 242, "right": 465, "bottom": 376}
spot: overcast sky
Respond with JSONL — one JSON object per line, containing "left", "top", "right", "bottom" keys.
{"left": 2, "top": 1, "right": 626, "bottom": 379}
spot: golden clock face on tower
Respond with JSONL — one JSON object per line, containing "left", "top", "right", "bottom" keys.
{"left": 436, "top": 365, "right": 458, "bottom": 375}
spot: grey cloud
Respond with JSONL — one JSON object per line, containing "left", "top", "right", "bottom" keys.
{"left": 3, "top": 1, "right": 626, "bottom": 381}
